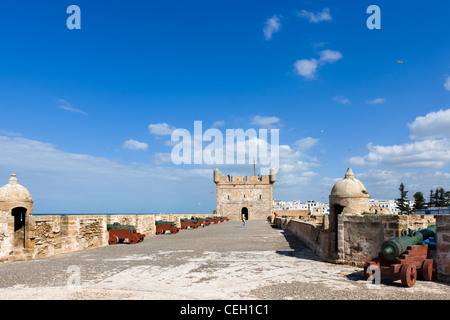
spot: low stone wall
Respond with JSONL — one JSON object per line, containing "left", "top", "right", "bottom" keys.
{"left": 0, "top": 213, "right": 218, "bottom": 263}
{"left": 338, "top": 214, "right": 436, "bottom": 266}
{"left": 436, "top": 215, "right": 450, "bottom": 282}
{"left": 281, "top": 218, "right": 325, "bottom": 259}
{"left": 275, "top": 214, "right": 438, "bottom": 267}
{"left": 0, "top": 214, "right": 13, "bottom": 260}
{"left": 273, "top": 210, "right": 310, "bottom": 216}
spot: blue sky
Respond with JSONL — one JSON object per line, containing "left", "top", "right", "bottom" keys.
{"left": 0, "top": 1, "right": 449, "bottom": 213}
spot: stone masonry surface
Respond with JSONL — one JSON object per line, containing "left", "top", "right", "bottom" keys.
{"left": 0, "top": 220, "right": 448, "bottom": 300}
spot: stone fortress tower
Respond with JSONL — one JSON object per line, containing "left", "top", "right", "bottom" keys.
{"left": 0, "top": 174, "right": 34, "bottom": 249}
{"left": 214, "top": 168, "right": 276, "bottom": 220}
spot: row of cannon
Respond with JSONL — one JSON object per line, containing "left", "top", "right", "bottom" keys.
{"left": 106, "top": 216, "right": 230, "bottom": 245}
{"left": 155, "top": 216, "right": 230, "bottom": 234}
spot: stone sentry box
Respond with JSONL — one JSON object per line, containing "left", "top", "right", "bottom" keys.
{"left": 0, "top": 174, "right": 34, "bottom": 257}
{"left": 327, "top": 168, "right": 371, "bottom": 260}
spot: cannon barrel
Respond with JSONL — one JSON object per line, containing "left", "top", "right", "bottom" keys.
{"left": 107, "top": 222, "right": 136, "bottom": 233}
{"left": 155, "top": 220, "right": 176, "bottom": 227}
{"left": 381, "top": 225, "right": 436, "bottom": 260}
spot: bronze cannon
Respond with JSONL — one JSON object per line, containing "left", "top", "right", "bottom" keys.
{"left": 364, "top": 225, "right": 437, "bottom": 287}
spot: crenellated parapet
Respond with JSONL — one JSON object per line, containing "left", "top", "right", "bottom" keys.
{"left": 213, "top": 168, "right": 276, "bottom": 185}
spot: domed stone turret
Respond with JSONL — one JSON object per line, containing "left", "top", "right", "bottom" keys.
{"left": 331, "top": 168, "right": 368, "bottom": 197}
{"left": 0, "top": 174, "right": 33, "bottom": 215}
{"left": 326, "top": 168, "right": 370, "bottom": 261}
{"left": 329, "top": 168, "right": 369, "bottom": 216}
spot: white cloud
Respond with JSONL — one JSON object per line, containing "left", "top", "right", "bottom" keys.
{"left": 277, "top": 144, "right": 320, "bottom": 173}
{"left": 152, "top": 152, "right": 172, "bottom": 164}
{"left": 294, "top": 49, "right": 342, "bottom": 79}
{"left": 294, "top": 137, "right": 319, "bottom": 151}
{"left": 123, "top": 139, "right": 148, "bottom": 151}
{"left": 349, "top": 109, "right": 450, "bottom": 172}
{"left": 355, "top": 169, "right": 404, "bottom": 190}
{"left": 298, "top": 8, "right": 332, "bottom": 23}
{"left": 444, "top": 75, "right": 450, "bottom": 91}
{"left": 311, "top": 42, "right": 328, "bottom": 48}
{"left": 0, "top": 135, "right": 215, "bottom": 213}
{"left": 57, "top": 99, "right": 87, "bottom": 115}
{"left": 332, "top": 96, "right": 351, "bottom": 104}
{"left": 148, "top": 123, "right": 175, "bottom": 136}
{"left": 263, "top": 15, "right": 281, "bottom": 40}
{"left": 212, "top": 120, "right": 225, "bottom": 127}
{"left": 408, "top": 109, "right": 450, "bottom": 140}
{"left": 349, "top": 139, "right": 450, "bottom": 169}
{"left": 0, "top": 130, "right": 21, "bottom": 137}
{"left": 434, "top": 171, "right": 450, "bottom": 179}
{"left": 350, "top": 169, "right": 450, "bottom": 200}
{"left": 293, "top": 59, "right": 319, "bottom": 78}
{"left": 318, "top": 49, "right": 342, "bottom": 64}
{"left": 250, "top": 115, "right": 281, "bottom": 127}
{"left": 301, "top": 171, "right": 318, "bottom": 177}
{"left": 196, "top": 132, "right": 321, "bottom": 187}
{"left": 366, "top": 98, "right": 386, "bottom": 105}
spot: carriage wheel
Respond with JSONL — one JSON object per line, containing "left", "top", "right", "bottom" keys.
{"left": 422, "top": 259, "right": 436, "bottom": 281}
{"left": 129, "top": 235, "right": 138, "bottom": 244}
{"left": 400, "top": 263, "right": 417, "bottom": 287}
{"left": 364, "top": 260, "right": 380, "bottom": 280}
{"left": 109, "top": 235, "right": 119, "bottom": 245}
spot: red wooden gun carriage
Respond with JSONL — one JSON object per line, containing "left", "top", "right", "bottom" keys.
{"left": 107, "top": 222, "right": 145, "bottom": 245}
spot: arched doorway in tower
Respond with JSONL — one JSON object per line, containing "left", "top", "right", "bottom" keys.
{"left": 241, "top": 207, "right": 249, "bottom": 221}
{"left": 11, "top": 207, "right": 27, "bottom": 248}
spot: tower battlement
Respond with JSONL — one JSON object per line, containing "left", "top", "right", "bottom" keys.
{"left": 214, "top": 168, "right": 276, "bottom": 185}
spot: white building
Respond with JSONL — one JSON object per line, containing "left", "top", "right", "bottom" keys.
{"left": 273, "top": 200, "right": 329, "bottom": 215}
{"left": 369, "top": 199, "right": 415, "bottom": 215}
{"left": 273, "top": 200, "right": 304, "bottom": 210}
{"left": 369, "top": 199, "right": 398, "bottom": 214}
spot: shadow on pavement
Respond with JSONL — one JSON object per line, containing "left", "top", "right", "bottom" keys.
{"left": 270, "top": 223, "right": 324, "bottom": 262}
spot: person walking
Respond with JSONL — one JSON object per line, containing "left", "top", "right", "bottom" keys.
{"left": 242, "top": 213, "right": 246, "bottom": 227}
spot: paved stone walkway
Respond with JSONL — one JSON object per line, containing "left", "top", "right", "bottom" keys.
{"left": 0, "top": 220, "right": 448, "bottom": 300}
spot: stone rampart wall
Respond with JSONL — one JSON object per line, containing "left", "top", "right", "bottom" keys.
{"left": 435, "top": 215, "right": 450, "bottom": 282}
{"left": 337, "top": 214, "right": 435, "bottom": 266}
{"left": 275, "top": 214, "right": 440, "bottom": 268}
{"left": 0, "top": 213, "right": 217, "bottom": 263}
{"left": 280, "top": 218, "right": 325, "bottom": 258}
